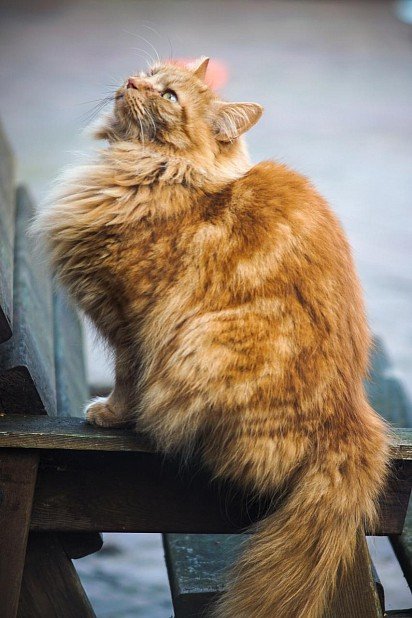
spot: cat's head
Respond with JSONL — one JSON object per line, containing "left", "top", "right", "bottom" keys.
{"left": 95, "top": 57, "right": 263, "bottom": 158}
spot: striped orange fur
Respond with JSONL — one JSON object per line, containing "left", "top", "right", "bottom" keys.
{"left": 34, "top": 57, "right": 390, "bottom": 617}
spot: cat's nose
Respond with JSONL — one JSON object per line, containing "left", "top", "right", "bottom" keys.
{"left": 126, "top": 78, "right": 139, "bottom": 90}
{"left": 126, "top": 77, "right": 154, "bottom": 92}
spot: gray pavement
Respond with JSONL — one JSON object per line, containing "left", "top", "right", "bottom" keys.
{"left": 1, "top": 0, "right": 411, "bottom": 613}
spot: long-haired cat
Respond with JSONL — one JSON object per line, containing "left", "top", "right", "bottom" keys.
{"left": 34, "top": 57, "right": 390, "bottom": 617}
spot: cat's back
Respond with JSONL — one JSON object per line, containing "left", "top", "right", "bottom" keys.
{"left": 217, "top": 159, "right": 352, "bottom": 278}
{"left": 199, "top": 159, "right": 370, "bottom": 368}
{"left": 228, "top": 159, "right": 369, "bottom": 368}
{"left": 231, "top": 160, "right": 340, "bottom": 238}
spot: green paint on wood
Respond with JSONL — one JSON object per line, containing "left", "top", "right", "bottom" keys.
{"left": 164, "top": 534, "right": 246, "bottom": 617}
{"left": 54, "top": 288, "right": 88, "bottom": 417}
{"left": 366, "top": 340, "right": 412, "bottom": 594}
{"left": 164, "top": 533, "right": 244, "bottom": 596}
{"left": 0, "top": 186, "right": 56, "bottom": 415}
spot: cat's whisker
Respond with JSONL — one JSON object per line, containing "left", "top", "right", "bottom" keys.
{"left": 80, "top": 97, "right": 113, "bottom": 123}
{"left": 123, "top": 28, "right": 162, "bottom": 67}
{"left": 130, "top": 31, "right": 161, "bottom": 64}
{"left": 130, "top": 46, "right": 156, "bottom": 67}
{"left": 141, "top": 24, "right": 162, "bottom": 39}
{"left": 76, "top": 97, "right": 113, "bottom": 107}
{"left": 80, "top": 95, "right": 117, "bottom": 128}
{"left": 141, "top": 23, "right": 174, "bottom": 62}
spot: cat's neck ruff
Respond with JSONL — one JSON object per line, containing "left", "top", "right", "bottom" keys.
{"left": 38, "top": 139, "right": 251, "bottom": 230}
{"left": 100, "top": 140, "right": 251, "bottom": 191}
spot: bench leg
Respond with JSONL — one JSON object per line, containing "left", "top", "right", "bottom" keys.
{"left": 17, "top": 532, "right": 96, "bottom": 618}
{"left": 325, "top": 531, "right": 383, "bottom": 618}
{"left": 0, "top": 450, "right": 39, "bottom": 618}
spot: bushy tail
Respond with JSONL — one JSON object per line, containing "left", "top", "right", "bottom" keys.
{"left": 213, "top": 409, "right": 389, "bottom": 618}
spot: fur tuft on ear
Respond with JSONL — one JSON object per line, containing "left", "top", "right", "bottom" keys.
{"left": 190, "top": 56, "right": 210, "bottom": 81}
{"left": 213, "top": 101, "right": 263, "bottom": 142}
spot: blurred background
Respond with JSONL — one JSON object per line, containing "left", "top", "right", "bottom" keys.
{"left": 0, "top": 0, "right": 411, "bottom": 614}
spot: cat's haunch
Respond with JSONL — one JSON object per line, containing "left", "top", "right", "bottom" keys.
{"left": 34, "top": 57, "right": 389, "bottom": 618}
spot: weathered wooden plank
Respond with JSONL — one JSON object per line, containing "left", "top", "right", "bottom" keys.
{"left": 0, "top": 187, "right": 56, "bottom": 416}
{"left": 0, "top": 450, "right": 39, "bottom": 618}
{"left": 27, "top": 449, "right": 411, "bottom": 536}
{"left": 163, "top": 534, "right": 242, "bottom": 617}
{"left": 370, "top": 562, "right": 385, "bottom": 614}
{"left": 325, "top": 532, "right": 383, "bottom": 617}
{"left": 164, "top": 533, "right": 383, "bottom": 618}
{"left": 17, "top": 532, "right": 95, "bottom": 617}
{"left": 53, "top": 288, "right": 88, "bottom": 418}
{"left": 390, "top": 486, "right": 412, "bottom": 591}
{"left": 0, "top": 120, "right": 15, "bottom": 343}
{"left": 388, "top": 502, "right": 412, "bottom": 592}
{"left": 30, "top": 449, "right": 251, "bottom": 534}
{"left": 368, "top": 338, "right": 412, "bottom": 592}
{"left": 0, "top": 415, "right": 153, "bottom": 452}
{"left": 378, "top": 459, "right": 411, "bottom": 535}
{"left": 0, "top": 415, "right": 409, "bottom": 458}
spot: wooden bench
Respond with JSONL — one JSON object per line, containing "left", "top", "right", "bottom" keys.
{"left": 0, "top": 416, "right": 410, "bottom": 617}
{"left": 0, "top": 121, "right": 411, "bottom": 617}
{"left": 0, "top": 122, "right": 99, "bottom": 616}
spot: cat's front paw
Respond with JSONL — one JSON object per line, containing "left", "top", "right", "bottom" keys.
{"left": 85, "top": 397, "right": 124, "bottom": 428}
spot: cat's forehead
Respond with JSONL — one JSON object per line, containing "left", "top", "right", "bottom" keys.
{"left": 138, "top": 63, "right": 208, "bottom": 91}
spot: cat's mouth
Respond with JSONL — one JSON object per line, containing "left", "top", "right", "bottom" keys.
{"left": 117, "top": 86, "right": 151, "bottom": 110}
{"left": 114, "top": 88, "right": 159, "bottom": 141}
{"left": 121, "top": 89, "right": 148, "bottom": 115}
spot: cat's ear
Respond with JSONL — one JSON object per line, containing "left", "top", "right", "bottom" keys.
{"left": 213, "top": 101, "right": 263, "bottom": 142}
{"left": 190, "top": 56, "right": 210, "bottom": 81}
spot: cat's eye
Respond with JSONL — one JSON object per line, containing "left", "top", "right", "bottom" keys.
{"left": 162, "top": 90, "right": 178, "bottom": 103}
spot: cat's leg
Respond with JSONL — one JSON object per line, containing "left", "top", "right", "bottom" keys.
{"left": 86, "top": 351, "right": 138, "bottom": 428}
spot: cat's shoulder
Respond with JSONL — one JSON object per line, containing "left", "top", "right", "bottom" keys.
{"left": 238, "top": 160, "right": 312, "bottom": 196}
{"left": 230, "top": 160, "right": 322, "bottom": 218}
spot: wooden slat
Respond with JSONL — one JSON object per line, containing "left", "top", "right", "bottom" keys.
{"left": 0, "top": 415, "right": 409, "bottom": 458}
{"left": 367, "top": 337, "right": 412, "bottom": 592}
{"left": 0, "top": 119, "right": 15, "bottom": 343}
{"left": 0, "top": 415, "right": 153, "bottom": 452}
{"left": 25, "top": 448, "right": 411, "bottom": 536}
{"left": 325, "top": 532, "right": 383, "bottom": 617}
{"left": 164, "top": 533, "right": 383, "bottom": 618}
{"left": 163, "top": 533, "right": 242, "bottom": 617}
{"left": 0, "top": 187, "right": 56, "bottom": 416}
{"left": 17, "top": 532, "right": 95, "bottom": 617}
{"left": 378, "top": 458, "right": 411, "bottom": 535}
{"left": 0, "top": 450, "right": 39, "bottom": 618}
{"left": 390, "top": 494, "right": 412, "bottom": 591}
{"left": 0, "top": 418, "right": 409, "bottom": 534}
{"left": 30, "top": 449, "right": 251, "bottom": 534}
{"left": 53, "top": 288, "right": 88, "bottom": 418}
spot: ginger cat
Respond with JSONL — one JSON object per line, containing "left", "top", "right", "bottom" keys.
{"left": 34, "top": 57, "right": 389, "bottom": 617}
